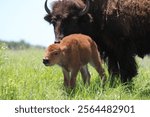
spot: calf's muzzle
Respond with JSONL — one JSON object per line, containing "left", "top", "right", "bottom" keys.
{"left": 43, "top": 59, "right": 49, "bottom": 66}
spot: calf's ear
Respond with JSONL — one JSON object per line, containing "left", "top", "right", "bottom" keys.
{"left": 60, "top": 46, "right": 67, "bottom": 51}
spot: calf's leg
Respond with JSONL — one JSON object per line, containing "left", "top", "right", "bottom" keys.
{"left": 62, "top": 68, "right": 70, "bottom": 87}
{"left": 90, "top": 48, "right": 106, "bottom": 87}
{"left": 80, "top": 65, "right": 91, "bottom": 85}
{"left": 70, "top": 69, "right": 79, "bottom": 89}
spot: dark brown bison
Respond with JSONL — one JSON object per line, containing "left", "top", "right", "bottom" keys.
{"left": 43, "top": 34, "right": 106, "bottom": 88}
{"left": 44, "top": 0, "right": 150, "bottom": 84}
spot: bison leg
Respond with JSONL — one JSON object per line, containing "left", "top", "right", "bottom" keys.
{"left": 62, "top": 68, "right": 70, "bottom": 87}
{"left": 119, "top": 55, "right": 137, "bottom": 83}
{"left": 70, "top": 69, "right": 79, "bottom": 89}
{"left": 80, "top": 65, "right": 91, "bottom": 85}
{"left": 107, "top": 55, "right": 120, "bottom": 87}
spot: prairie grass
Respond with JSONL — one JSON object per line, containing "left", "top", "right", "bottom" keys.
{"left": 0, "top": 48, "right": 150, "bottom": 100}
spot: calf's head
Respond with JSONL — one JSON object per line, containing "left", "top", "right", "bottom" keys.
{"left": 43, "top": 44, "right": 66, "bottom": 66}
{"left": 44, "top": 0, "right": 94, "bottom": 43}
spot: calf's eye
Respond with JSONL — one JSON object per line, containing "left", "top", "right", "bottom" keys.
{"left": 54, "top": 52, "right": 59, "bottom": 56}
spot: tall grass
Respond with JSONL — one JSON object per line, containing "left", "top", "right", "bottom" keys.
{"left": 0, "top": 43, "right": 7, "bottom": 65}
{"left": 0, "top": 48, "right": 150, "bottom": 100}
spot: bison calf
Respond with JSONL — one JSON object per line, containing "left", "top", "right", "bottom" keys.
{"left": 43, "top": 34, "right": 106, "bottom": 88}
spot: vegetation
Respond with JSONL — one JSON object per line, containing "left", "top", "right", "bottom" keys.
{"left": 0, "top": 40, "right": 44, "bottom": 50}
{"left": 0, "top": 42, "right": 150, "bottom": 100}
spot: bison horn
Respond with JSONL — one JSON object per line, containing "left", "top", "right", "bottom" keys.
{"left": 79, "top": 0, "right": 90, "bottom": 16}
{"left": 44, "top": 0, "right": 51, "bottom": 14}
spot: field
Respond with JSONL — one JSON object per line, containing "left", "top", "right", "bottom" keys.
{"left": 0, "top": 47, "right": 150, "bottom": 100}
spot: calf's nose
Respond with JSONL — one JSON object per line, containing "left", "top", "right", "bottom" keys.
{"left": 43, "top": 59, "right": 49, "bottom": 65}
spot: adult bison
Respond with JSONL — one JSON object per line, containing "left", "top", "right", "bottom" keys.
{"left": 44, "top": 0, "right": 150, "bottom": 84}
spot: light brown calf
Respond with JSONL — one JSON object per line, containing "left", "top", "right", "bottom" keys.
{"left": 43, "top": 34, "right": 106, "bottom": 88}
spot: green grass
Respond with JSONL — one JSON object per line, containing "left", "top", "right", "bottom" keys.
{"left": 0, "top": 48, "right": 150, "bottom": 100}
